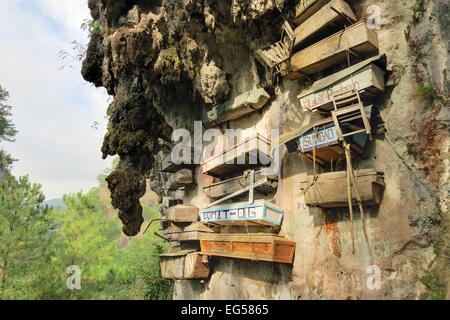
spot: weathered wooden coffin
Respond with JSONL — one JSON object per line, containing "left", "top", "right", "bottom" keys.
{"left": 200, "top": 200, "right": 284, "bottom": 227}
{"left": 205, "top": 88, "right": 271, "bottom": 127}
{"left": 203, "top": 170, "right": 278, "bottom": 199}
{"left": 294, "top": 0, "right": 356, "bottom": 49}
{"left": 298, "top": 56, "right": 386, "bottom": 112}
{"left": 279, "top": 111, "right": 371, "bottom": 164}
{"left": 163, "top": 222, "right": 219, "bottom": 241}
{"left": 166, "top": 169, "right": 194, "bottom": 191}
{"left": 160, "top": 251, "right": 210, "bottom": 280}
{"left": 200, "top": 233, "right": 296, "bottom": 264}
{"left": 160, "top": 146, "right": 199, "bottom": 173}
{"left": 284, "top": 21, "right": 379, "bottom": 78}
{"left": 294, "top": 0, "right": 331, "bottom": 26}
{"left": 166, "top": 205, "right": 199, "bottom": 223}
{"left": 201, "top": 134, "right": 272, "bottom": 178}
{"left": 299, "top": 169, "right": 385, "bottom": 207}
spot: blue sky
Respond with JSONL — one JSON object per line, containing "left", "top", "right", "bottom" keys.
{"left": 0, "top": 0, "right": 112, "bottom": 199}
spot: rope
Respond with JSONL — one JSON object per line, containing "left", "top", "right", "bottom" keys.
{"left": 297, "top": 127, "right": 320, "bottom": 198}
{"left": 344, "top": 143, "right": 373, "bottom": 259}
{"left": 345, "top": 143, "right": 356, "bottom": 255}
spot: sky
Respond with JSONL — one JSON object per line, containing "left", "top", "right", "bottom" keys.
{"left": 0, "top": 0, "right": 113, "bottom": 199}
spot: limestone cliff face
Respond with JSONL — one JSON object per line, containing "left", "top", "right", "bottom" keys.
{"left": 82, "top": 0, "right": 449, "bottom": 299}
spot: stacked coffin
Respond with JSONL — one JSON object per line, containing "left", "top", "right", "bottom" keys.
{"left": 197, "top": 87, "right": 295, "bottom": 265}
{"left": 160, "top": 145, "right": 198, "bottom": 192}
{"left": 158, "top": 201, "right": 218, "bottom": 280}
{"left": 274, "top": 0, "right": 387, "bottom": 208}
{"left": 275, "top": 0, "right": 386, "bottom": 164}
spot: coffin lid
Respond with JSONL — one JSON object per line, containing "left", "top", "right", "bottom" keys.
{"left": 298, "top": 54, "right": 386, "bottom": 99}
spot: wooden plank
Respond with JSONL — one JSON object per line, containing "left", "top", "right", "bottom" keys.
{"left": 204, "top": 88, "right": 271, "bottom": 127}
{"left": 200, "top": 200, "right": 284, "bottom": 226}
{"left": 201, "top": 134, "right": 272, "bottom": 178}
{"left": 284, "top": 21, "right": 379, "bottom": 78}
{"left": 163, "top": 222, "right": 219, "bottom": 241}
{"left": 200, "top": 234, "right": 296, "bottom": 264}
{"left": 294, "top": 0, "right": 356, "bottom": 49}
{"left": 203, "top": 170, "right": 278, "bottom": 199}
{"left": 166, "top": 205, "right": 199, "bottom": 222}
{"left": 160, "top": 253, "right": 210, "bottom": 280}
{"left": 294, "top": 0, "right": 331, "bottom": 26}
{"left": 299, "top": 63, "right": 385, "bottom": 112}
{"left": 200, "top": 233, "right": 288, "bottom": 243}
{"left": 300, "top": 169, "right": 385, "bottom": 207}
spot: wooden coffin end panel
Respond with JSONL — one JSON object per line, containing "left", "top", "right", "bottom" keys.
{"left": 166, "top": 205, "right": 199, "bottom": 222}
{"left": 160, "top": 253, "right": 210, "bottom": 280}
{"left": 273, "top": 239, "right": 296, "bottom": 264}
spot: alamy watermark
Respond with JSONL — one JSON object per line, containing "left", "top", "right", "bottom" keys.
{"left": 66, "top": 265, "right": 81, "bottom": 290}
{"left": 366, "top": 5, "right": 382, "bottom": 30}
{"left": 168, "top": 121, "right": 281, "bottom": 176}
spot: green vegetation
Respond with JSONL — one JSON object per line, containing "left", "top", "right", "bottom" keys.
{"left": 413, "top": 0, "right": 426, "bottom": 22}
{"left": 0, "top": 176, "right": 173, "bottom": 300}
{"left": 420, "top": 272, "right": 447, "bottom": 300}
{"left": 0, "top": 86, "right": 17, "bottom": 170}
{"left": 417, "top": 81, "right": 434, "bottom": 97}
{"left": 0, "top": 85, "right": 173, "bottom": 300}
{"left": 81, "top": 18, "right": 100, "bottom": 37}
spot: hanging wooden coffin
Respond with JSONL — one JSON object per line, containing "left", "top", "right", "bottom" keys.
{"left": 163, "top": 222, "right": 219, "bottom": 241}
{"left": 160, "top": 251, "right": 210, "bottom": 280}
{"left": 298, "top": 56, "right": 386, "bottom": 112}
{"left": 284, "top": 21, "right": 379, "bottom": 79}
{"left": 299, "top": 169, "right": 385, "bottom": 208}
{"left": 165, "top": 169, "right": 195, "bottom": 191}
{"left": 204, "top": 88, "right": 271, "bottom": 127}
{"left": 165, "top": 205, "right": 199, "bottom": 223}
{"left": 203, "top": 170, "right": 278, "bottom": 199}
{"left": 293, "top": 0, "right": 356, "bottom": 49}
{"left": 200, "top": 200, "right": 284, "bottom": 227}
{"left": 200, "top": 233, "right": 296, "bottom": 264}
{"left": 294, "top": 0, "right": 332, "bottom": 26}
{"left": 201, "top": 134, "right": 272, "bottom": 178}
{"left": 160, "top": 146, "right": 199, "bottom": 173}
{"left": 279, "top": 111, "right": 372, "bottom": 164}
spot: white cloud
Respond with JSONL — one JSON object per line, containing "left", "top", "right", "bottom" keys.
{"left": 0, "top": 0, "right": 113, "bottom": 199}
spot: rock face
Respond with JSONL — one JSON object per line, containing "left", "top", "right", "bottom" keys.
{"left": 82, "top": 0, "right": 449, "bottom": 299}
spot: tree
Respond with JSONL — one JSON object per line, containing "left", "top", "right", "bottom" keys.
{"left": 0, "top": 85, "right": 17, "bottom": 143}
{"left": 0, "top": 175, "right": 54, "bottom": 299}
{"left": 0, "top": 85, "right": 17, "bottom": 175}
